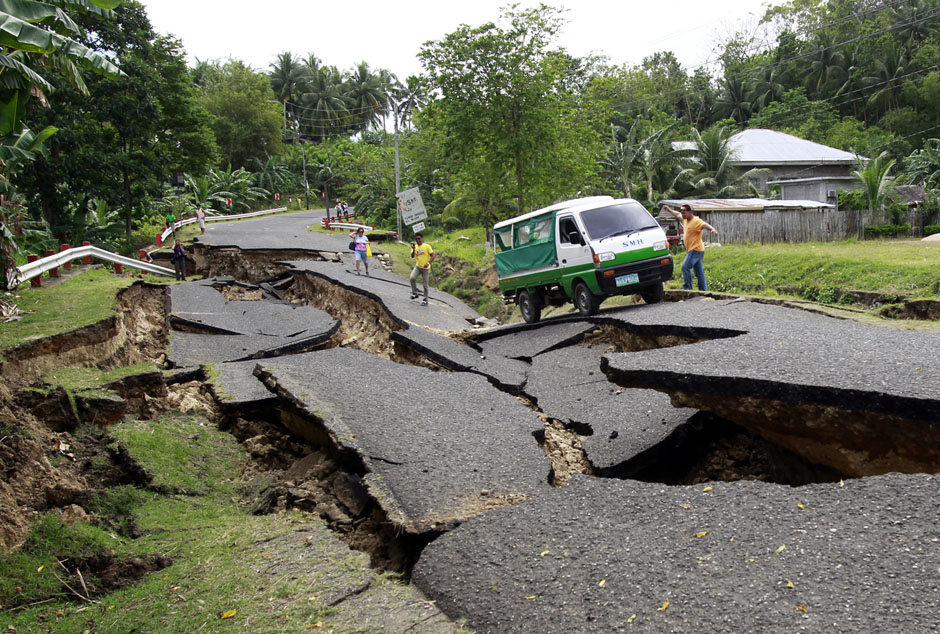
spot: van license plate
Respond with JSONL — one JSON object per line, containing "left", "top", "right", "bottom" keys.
{"left": 615, "top": 273, "right": 639, "bottom": 287}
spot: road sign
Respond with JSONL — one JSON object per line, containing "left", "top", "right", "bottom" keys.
{"left": 397, "top": 187, "right": 427, "bottom": 226}
{"left": 411, "top": 221, "right": 426, "bottom": 233}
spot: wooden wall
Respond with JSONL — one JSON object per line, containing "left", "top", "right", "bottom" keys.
{"left": 698, "top": 208, "right": 924, "bottom": 244}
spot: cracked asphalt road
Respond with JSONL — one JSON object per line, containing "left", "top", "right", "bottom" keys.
{"left": 172, "top": 210, "right": 940, "bottom": 633}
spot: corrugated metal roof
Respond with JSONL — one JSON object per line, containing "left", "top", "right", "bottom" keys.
{"left": 659, "top": 198, "right": 834, "bottom": 211}
{"left": 671, "top": 129, "right": 864, "bottom": 165}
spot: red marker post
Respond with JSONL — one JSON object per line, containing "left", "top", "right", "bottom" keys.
{"left": 81, "top": 241, "right": 91, "bottom": 265}
{"left": 61, "top": 244, "right": 71, "bottom": 270}
{"left": 45, "top": 249, "right": 58, "bottom": 278}
{"left": 28, "top": 254, "right": 40, "bottom": 287}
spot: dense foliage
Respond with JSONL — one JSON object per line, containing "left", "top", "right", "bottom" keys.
{"left": 5, "top": 0, "right": 940, "bottom": 287}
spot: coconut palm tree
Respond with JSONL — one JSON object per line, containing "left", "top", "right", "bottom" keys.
{"left": 714, "top": 74, "right": 752, "bottom": 124}
{"left": 300, "top": 65, "right": 348, "bottom": 141}
{"left": 344, "top": 62, "right": 388, "bottom": 132}
{"left": 863, "top": 42, "right": 908, "bottom": 114}
{"left": 270, "top": 52, "right": 306, "bottom": 107}
{"left": 668, "top": 126, "right": 766, "bottom": 199}
{"left": 852, "top": 152, "right": 896, "bottom": 214}
{"left": 394, "top": 75, "right": 427, "bottom": 129}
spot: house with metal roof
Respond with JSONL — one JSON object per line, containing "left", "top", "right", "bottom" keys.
{"left": 673, "top": 129, "right": 863, "bottom": 205}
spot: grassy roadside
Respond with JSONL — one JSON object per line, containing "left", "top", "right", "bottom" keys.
{"left": 350, "top": 227, "right": 940, "bottom": 323}
{"left": 1, "top": 414, "right": 462, "bottom": 633}
{"left": 700, "top": 239, "right": 940, "bottom": 299}
{"left": 0, "top": 268, "right": 136, "bottom": 353}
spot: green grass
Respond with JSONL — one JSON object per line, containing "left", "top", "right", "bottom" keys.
{"left": 0, "top": 513, "right": 118, "bottom": 609}
{"left": 1, "top": 268, "right": 135, "bottom": 353}
{"left": 42, "top": 363, "right": 159, "bottom": 392}
{"left": 687, "top": 239, "right": 940, "bottom": 299}
{"left": 108, "top": 415, "right": 238, "bottom": 495}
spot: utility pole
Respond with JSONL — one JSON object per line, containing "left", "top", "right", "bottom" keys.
{"left": 394, "top": 106, "right": 401, "bottom": 240}
{"left": 302, "top": 137, "right": 309, "bottom": 210}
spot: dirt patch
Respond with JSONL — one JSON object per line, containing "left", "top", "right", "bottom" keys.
{"left": 880, "top": 299, "right": 940, "bottom": 321}
{"left": 286, "top": 272, "right": 405, "bottom": 358}
{"left": 580, "top": 323, "right": 705, "bottom": 353}
{"left": 194, "top": 246, "right": 338, "bottom": 283}
{"left": 220, "top": 284, "right": 264, "bottom": 301}
{"left": 516, "top": 396, "right": 593, "bottom": 487}
{"left": 619, "top": 414, "right": 844, "bottom": 486}
{"left": 231, "top": 415, "right": 425, "bottom": 573}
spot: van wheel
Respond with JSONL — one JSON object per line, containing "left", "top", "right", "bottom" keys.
{"left": 640, "top": 281, "right": 664, "bottom": 304}
{"left": 573, "top": 282, "right": 599, "bottom": 316}
{"left": 518, "top": 289, "right": 542, "bottom": 324}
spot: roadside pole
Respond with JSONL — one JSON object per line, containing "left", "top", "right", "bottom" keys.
{"left": 394, "top": 108, "right": 402, "bottom": 240}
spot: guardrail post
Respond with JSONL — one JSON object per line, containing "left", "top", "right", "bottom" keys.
{"left": 113, "top": 252, "right": 122, "bottom": 274}
{"left": 45, "top": 249, "right": 58, "bottom": 278}
{"left": 81, "top": 242, "right": 91, "bottom": 264}
{"left": 61, "top": 244, "right": 71, "bottom": 270}
{"left": 155, "top": 232, "right": 163, "bottom": 247}
{"left": 324, "top": 218, "right": 330, "bottom": 230}
{"left": 138, "top": 249, "right": 148, "bottom": 275}
{"left": 27, "top": 254, "right": 41, "bottom": 286}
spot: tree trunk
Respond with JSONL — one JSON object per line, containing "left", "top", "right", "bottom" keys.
{"left": 124, "top": 169, "right": 133, "bottom": 243}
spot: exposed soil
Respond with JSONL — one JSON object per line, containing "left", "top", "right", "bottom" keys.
{"left": 518, "top": 396, "right": 594, "bottom": 487}
{"left": 231, "top": 413, "right": 427, "bottom": 573}
{"left": 286, "top": 271, "right": 405, "bottom": 358}
{"left": 193, "top": 246, "right": 339, "bottom": 284}
{"left": 580, "top": 323, "right": 710, "bottom": 353}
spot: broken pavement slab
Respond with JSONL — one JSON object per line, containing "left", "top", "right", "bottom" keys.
{"left": 600, "top": 299, "right": 940, "bottom": 477}
{"left": 473, "top": 320, "right": 596, "bottom": 361}
{"left": 280, "top": 258, "right": 481, "bottom": 333}
{"left": 390, "top": 326, "right": 529, "bottom": 393}
{"left": 526, "top": 344, "right": 696, "bottom": 474}
{"left": 412, "top": 473, "right": 940, "bottom": 633}
{"left": 169, "top": 278, "right": 337, "bottom": 339}
{"left": 253, "top": 347, "right": 552, "bottom": 533}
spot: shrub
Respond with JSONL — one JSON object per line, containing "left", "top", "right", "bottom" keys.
{"left": 864, "top": 223, "right": 910, "bottom": 238}
{"left": 925, "top": 224, "right": 940, "bottom": 236}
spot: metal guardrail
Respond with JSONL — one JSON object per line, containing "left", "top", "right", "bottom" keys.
{"left": 323, "top": 221, "right": 374, "bottom": 232}
{"left": 13, "top": 245, "right": 175, "bottom": 287}
{"left": 159, "top": 206, "right": 288, "bottom": 243}
{"left": 16, "top": 206, "right": 291, "bottom": 288}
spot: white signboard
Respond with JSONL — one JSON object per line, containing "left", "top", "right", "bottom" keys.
{"left": 411, "top": 221, "right": 426, "bottom": 233}
{"left": 397, "top": 187, "right": 428, "bottom": 226}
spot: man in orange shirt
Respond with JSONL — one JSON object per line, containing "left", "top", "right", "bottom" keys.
{"left": 662, "top": 204, "right": 719, "bottom": 291}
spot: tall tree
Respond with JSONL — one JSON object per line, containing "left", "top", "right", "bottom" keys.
{"left": 19, "top": 1, "right": 217, "bottom": 242}
{"left": 419, "top": 4, "right": 602, "bottom": 217}
{"left": 199, "top": 60, "right": 282, "bottom": 169}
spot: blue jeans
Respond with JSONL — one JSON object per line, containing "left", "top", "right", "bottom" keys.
{"left": 681, "top": 250, "right": 707, "bottom": 290}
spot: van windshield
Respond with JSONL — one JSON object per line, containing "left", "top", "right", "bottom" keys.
{"left": 580, "top": 202, "right": 657, "bottom": 241}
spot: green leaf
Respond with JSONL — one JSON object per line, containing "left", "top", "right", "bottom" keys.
{"left": 0, "top": 12, "right": 57, "bottom": 53}
{"left": 0, "top": 88, "right": 27, "bottom": 135}
{"left": 0, "top": 0, "right": 82, "bottom": 36}
{"left": 0, "top": 52, "right": 53, "bottom": 92}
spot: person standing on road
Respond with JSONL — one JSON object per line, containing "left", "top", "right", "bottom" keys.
{"left": 662, "top": 204, "right": 719, "bottom": 291}
{"left": 196, "top": 206, "right": 206, "bottom": 235}
{"left": 409, "top": 233, "right": 435, "bottom": 305}
{"left": 171, "top": 239, "right": 187, "bottom": 281}
{"left": 350, "top": 227, "right": 370, "bottom": 276}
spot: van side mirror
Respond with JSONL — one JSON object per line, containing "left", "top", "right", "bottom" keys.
{"left": 567, "top": 230, "right": 582, "bottom": 245}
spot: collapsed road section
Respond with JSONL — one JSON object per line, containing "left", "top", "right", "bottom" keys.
{"left": 159, "top": 230, "right": 940, "bottom": 631}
